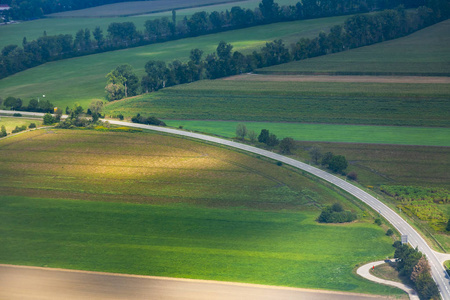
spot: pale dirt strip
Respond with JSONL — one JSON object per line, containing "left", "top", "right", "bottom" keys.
{"left": 0, "top": 264, "right": 395, "bottom": 300}
{"left": 223, "top": 73, "right": 450, "bottom": 84}
{"left": 357, "top": 260, "right": 418, "bottom": 300}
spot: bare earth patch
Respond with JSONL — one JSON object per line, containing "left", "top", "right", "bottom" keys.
{"left": 224, "top": 73, "right": 450, "bottom": 84}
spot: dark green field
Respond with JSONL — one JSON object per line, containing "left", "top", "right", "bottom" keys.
{"left": 105, "top": 80, "right": 450, "bottom": 127}
{"left": 257, "top": 20, "right": 450, "bottom": 76}
{"left": 0, "top": 129, "right": 400, "bottom": 295}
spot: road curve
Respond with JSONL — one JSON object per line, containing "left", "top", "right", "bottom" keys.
{"left": 0, "top": 264, "right": 389, "bottom": 300}
{"left": 1, "top": 110, "right": 449, "bottom": 299}
{"left": 357, "top": 260, "right": 419, "bottom": 300}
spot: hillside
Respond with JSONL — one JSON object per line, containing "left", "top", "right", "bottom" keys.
{"left": 0, "top": 16, "right": 348, "bottom": 108}
{"left": 256, "top": 19, "right": 450, "bottom": 76}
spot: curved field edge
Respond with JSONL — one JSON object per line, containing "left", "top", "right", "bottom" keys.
{"left": 0, "top": 129, "right": 399, "bottom": 294}
{"left": 163, "top": 120, "right": 450, "bottom": 147}
{"left": 256, "top": 20, "right": 450, "bottom": 76}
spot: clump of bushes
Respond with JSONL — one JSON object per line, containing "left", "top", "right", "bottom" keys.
{"left": 317, "top": 203, "right": 357, "bottom": 223}
{"left": 11, "top": 125, "right": 27, "bottom": 133}
{"left": 0, "top": 125, "right": 7, "bottom": 137}
{"left": 28, "top": 123, "right": 36, "bottom": 128}
{"left": 131, "top": 113, "right": 166, "bottom": 126}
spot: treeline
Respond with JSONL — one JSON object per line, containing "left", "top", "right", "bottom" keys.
{"left": 2, "top": 0, "right": 138, "bottom": 20}
{"left": 112, "top": 5, "right": 444, "bottom": 99}
{"left": 0, "top": 96, "right": 54, "bottom": 113}
{"left": 2, "top": 0, "right": 448, "bottom": 80}
{"left": 393, "top": 242, "right": 439, "bottom": 299}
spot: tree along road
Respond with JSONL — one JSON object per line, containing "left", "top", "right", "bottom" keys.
{"left": 1, "top": 110, "right": 449, "bottom": 298}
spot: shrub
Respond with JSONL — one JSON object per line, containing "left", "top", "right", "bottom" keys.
{"left": 11, "top": 125, "right": 27, "bottom": 133}
{"left": 131, "top": 113, "right": 166, "bottom": 126}
{"left": 374, "top": 218, "right": 382, "bottom": 226}
{"left": 43, "top": 113, "right": 55, "bottom": 125}
{"left": 347, "top": 171, "right": 357, "bottom": 181}
{"left": 0, "top": 125, "right": 7, "bottom": 137}
{"left": 386, "top": 229, "right": 394, "bottom": 236}
{"left": 317, "top": 203, "right": 357, "bottom": 223}
{"left": 118, "top": 114, "right": 124, "bottom": 120}
{"left": 276, "top": 161, "right": 282, "bottom": 166}
{"left": 13, "top": 113, "right": 22, "bottom": 117}
{"left": 29, "top": 123, "right": 36, "bottom": 128}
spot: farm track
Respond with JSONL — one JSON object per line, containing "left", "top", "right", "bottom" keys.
{"left": 224, "top": 74, "right": 450, "bottom": 84}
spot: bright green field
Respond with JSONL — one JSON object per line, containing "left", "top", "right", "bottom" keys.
{"left": 105, "top": 80, "right": 450, "bottom": 127}
{"left": 0, "top": 195, "right": 399, "bottom": 294}
{"left": 0, "top": 129, "right": 400, "bottom": 294}
{"left": 257, "top": 19, "right": 450, "bottom": 76}
{"left": 0, "top": 116, "right": 42, "bottom": 134}
{"left": 163, "top": 120, "right": 450, "bottom": 147}
{"left": 0, "top": 16, "right": 348, "bottom": 108}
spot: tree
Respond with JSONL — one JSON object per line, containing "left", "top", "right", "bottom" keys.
{"left": 106, "top": 64, "right": 139, "bottom": 100}
{"left": 279, "top": 137, "right": 295, "bottom": 154}
{"left": 446, "top": 218, "right": 450, "bottom": 231}
{"left": 43, "top": 113, "right": 54, "bottom": 125}
{"left": 321, "top": 152, "right": 333, "bottom": 166}
{"left": 258, "top": 129, "right": 269, "bottom": 144}
{"left": 309, "top": 145, "right": 322, "bottom": 164}
{"left": 0, "top": 125, "right": 6, "bottom": 137}
{"left": 4, "top": 96, "right": 22, "bottom": 110}
{"left": 328, "top": 155, "right": 348, "bottom": 173}
{"left": 89, "top": 100, "right": 103, "bottom": 122}
{"left": 236, "top": 123, "right": 247, "bottom": 140}
{"left": 259, "top": 0, "right": 280, "bottom": 21}
{"left": 248, "top": 130, "right": 257, "bottom": 143}
{"left": 93, "top": 27, "right": 104, "bottom": 48}
{"left": 386, "top": 229, "right": 394, "bottom": 236}
{"left": 266, "top": 133, "right": 279, "bottom": 147}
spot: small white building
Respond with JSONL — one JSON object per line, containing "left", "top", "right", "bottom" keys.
{"left": 0, "top": 4, "right": 10, "bottom": 11}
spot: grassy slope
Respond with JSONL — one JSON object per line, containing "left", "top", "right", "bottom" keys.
{"left": 0, "top": 129, "right": 399, "bottom": 294}
{"left": 105, "top": 80, "right": 450, "bottom": 127}
{"left": 0, "top": 195, "right": 398, "bottom": 294}
{"left": 257, "top": 19, "right": 450, "bottom": 75}
{"left": 163, "top": 120, "right": 450, "bottom": 147}
{"left": 0, "top": 16, "right": 348, "bottom": 108}
{"left": 0, "top": 116, "right": 42, "bottom": 134}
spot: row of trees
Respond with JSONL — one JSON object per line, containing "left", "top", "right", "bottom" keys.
{"left": 1, "top": 96, "right": 54, "bottom": 113}
{"left": 393, "top": 242, "right": 439, "bottom": 299}
{"left": 3, "top": 0, "right": 138, "bottom": 20}
{"left": 105, "top": 4, "right": 448, "bottom": 102}
{"left": 2, "top": 0, "right": 449, "bottom": 80}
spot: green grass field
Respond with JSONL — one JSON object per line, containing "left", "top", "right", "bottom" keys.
{"left": 105, "top": 80, "right": 450, "bottom": 127}
{"left": 0, "top": 116, "right": 42, "bottom": 134}
{"left": 0, "top": 195, "right": 399, "bottom": 294}
{"left": 257, "top": 19, "right": 450, "bottom": 76}
{"left": 163, "top": 120, "right": 450, "bottom": 147}
{"left": 0, "top": 129, "right": 401, "bottom": 294}
{"left": 0, "top": 16, "right": 348, "bottom": 108}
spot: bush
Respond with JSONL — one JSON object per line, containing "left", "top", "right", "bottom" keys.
{"left": 374, "top": 218, "right": 382, "bottom": 225}
{"left": 29, "top": 123, "right": 36, "bottom": 128}
{"left": 131, "top": 113, "right": 166, "bottom": 126}
{"left": 0, "top": 125, "right": 7, "bottom": 137}
{"left": 276, "top": 161, "right": 282, "bottom": 166}
{"left": 386, "top": 229, "right": 394, "bottom": 236}
{"left": 13, "top": 113, "right": 22, "bottom": 117}
{"left": 118, "top": 114, "right": 124, "bottom": 120}
{"left": 43, "top": 113, "right": 55, "bottom": 125}
{"left": 11, "top": 125, "right": 27, "bottom": 133}
{"left": 347, "top": 171, "right": 357, "bottom": 181}
{"left": 317, "top": 203, "right": 357, "bottom": 223}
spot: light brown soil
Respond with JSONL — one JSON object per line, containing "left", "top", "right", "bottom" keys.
{"left": 223, "top": 73, "right": 450, "bottom": 84}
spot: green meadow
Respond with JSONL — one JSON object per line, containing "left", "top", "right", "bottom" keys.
{"left": 163, "top": 120, "right": 450, "bottom": 147}
{"left": 0, "top": 195, "right": 399, "bottom": 294}
{"left": 257, "top": 19, "right": 450, "bottom": 76}
{"left": 105, "top": 80, "right": 450, "bottom": 127}
{"left": 0, "top": 129, "right": 400, "bottom": 294}
{"left": 0, "top": 16, "right": 348, "bottom": 108}
{"left": 0, "top": 116, "right": 42, "bottom": 134}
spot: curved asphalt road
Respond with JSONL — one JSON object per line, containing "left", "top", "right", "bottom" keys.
{"left": 2, "top": 110, "right": 449, "bottom": 299}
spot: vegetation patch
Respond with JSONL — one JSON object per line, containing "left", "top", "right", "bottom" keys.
{"left": 317, "top": 203, "right": 357, "bottom": 223}
{"left": 0, "top": 116, "right": 43, "bottom": 135}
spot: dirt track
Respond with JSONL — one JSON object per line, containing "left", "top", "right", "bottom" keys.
{"left": 0, "top": 264, "right": 395, "bottom": 300}
{"left": 223, "top": 73, "right": 450, "bottom": 84}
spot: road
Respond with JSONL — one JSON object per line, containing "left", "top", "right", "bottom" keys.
{"left": 0, "top": 264, "right": 389, "bottom": 300}
{"left": 357, "top": 260, "right": 419, "bottom": 300}
{"left": 2, "top": 110, "right": 449, "bottom": 299}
